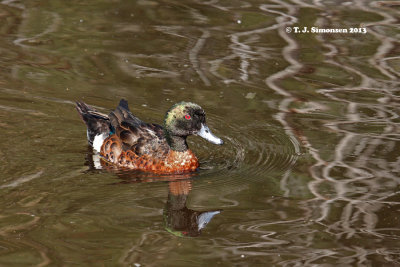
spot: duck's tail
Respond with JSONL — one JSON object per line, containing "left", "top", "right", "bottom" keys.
{"left": 75, "top": 101, "right": 111, "bottom": 151}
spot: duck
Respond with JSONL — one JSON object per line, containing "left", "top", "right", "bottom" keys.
{"left": 76, "top": 99, "right": 223, "bottom": 174}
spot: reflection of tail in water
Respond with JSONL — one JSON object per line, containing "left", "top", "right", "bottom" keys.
{"left": 164, "top": 180, "right": 221, "bottom": 237}
{"left": 84, "top": 146, "right": 104, "bottom": 172}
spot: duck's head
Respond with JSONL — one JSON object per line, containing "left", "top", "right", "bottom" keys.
{"left": 164, "top": 102, "right": 223, "bottom": 151}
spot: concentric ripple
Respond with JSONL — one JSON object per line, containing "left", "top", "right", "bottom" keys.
{"left": 184, "top": 114, "right": 300, "bottom": 185}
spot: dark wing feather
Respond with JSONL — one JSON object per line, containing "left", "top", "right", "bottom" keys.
{"left": 131, "top": 123, "right": 169, "bottom": 157}
{"left": 109, "top": 99, "right": 169, "bottom": 156}
{"left": 109, "top": 99, "right": 143, "bottom": 129}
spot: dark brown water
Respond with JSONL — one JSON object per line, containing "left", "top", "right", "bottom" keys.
{"left": 0, "top": 0, "right": 399, "bottom": 265}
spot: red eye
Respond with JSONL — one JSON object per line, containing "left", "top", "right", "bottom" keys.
{"left": 185, "top": 114, "right": 191, "bottom": 120}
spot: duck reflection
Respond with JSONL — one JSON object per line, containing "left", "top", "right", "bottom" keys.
{"left": 165, "top": 180, "right": 221, "bottom": 237}
{"left": 85, "top": 148, "right": 221, "bottom": 237}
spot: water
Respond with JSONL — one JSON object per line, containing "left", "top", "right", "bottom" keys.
{"left": 0, "top": 0, "right": 399, "bottom": 265}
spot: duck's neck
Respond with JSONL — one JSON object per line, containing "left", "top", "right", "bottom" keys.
{"left": 165, "top": 131, "right": 188, "bottom": 152}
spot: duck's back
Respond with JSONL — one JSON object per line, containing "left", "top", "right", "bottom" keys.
{"left": 108, "top": 99, "right": 170, "bottom": 157}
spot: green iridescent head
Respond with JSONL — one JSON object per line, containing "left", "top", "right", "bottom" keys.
{"left": 163, "top": 102, "right": 223, "bottom": 151}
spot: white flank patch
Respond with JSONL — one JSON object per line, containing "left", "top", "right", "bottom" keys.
{"left": 93, "top": 133, "right": 107, "bottom": 152}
